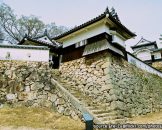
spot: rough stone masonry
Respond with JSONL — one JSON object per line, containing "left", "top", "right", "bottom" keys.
{"left": 60, "top": 50, "right": 162, "bottom": 118}
{"left": 0, "top": 61, "right": 79, "bottom": 119}
{"left": 1, "top": 50, "right": 162, "bottom": 121}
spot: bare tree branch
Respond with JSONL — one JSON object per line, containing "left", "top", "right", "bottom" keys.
{"left": 0, "top": 3, "right": 68, "bottom": 44}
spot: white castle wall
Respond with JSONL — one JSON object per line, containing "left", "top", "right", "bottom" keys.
{"left": 0, "top": 45, "right": 49, "bottom": 62}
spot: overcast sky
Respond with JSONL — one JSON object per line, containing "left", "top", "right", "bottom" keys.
{"left": 1, "top": 0, "right": 162, "bottom": 51}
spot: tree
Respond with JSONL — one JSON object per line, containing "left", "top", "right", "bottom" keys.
{"left": 46, "top": 22, "right": 68, "bottom": 38}
{"left": 0, "top": 3, "right": 68, "bottom": 44}
{"left": 0, "top": 28, "right": 4, "bottom": 41}
{"left": 0, "top": 3, "right": 45, "bottom": 44}
{"left": 17, "top": 15, "right": 45, "bottom": 38}
{"left": 0, "top": 3, "right": 16, "bottom": 43}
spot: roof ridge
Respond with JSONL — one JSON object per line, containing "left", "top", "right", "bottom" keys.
{"left": 19, "top": 36, "right": 62, "bottom": 48}
{"left": 134, "top": 37, "right": 152, "bottom": 46}
{"left": 52, "top": 7, "right": 136, "bottom": 40}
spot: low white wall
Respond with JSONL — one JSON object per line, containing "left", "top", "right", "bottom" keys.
{"left": 127, "top": 53, "right": 162, "bottom": 77}
{"left": 0, "top": 46, "right": 49, "bottom": 62}
{"left": 136, "top": 50, "right": 152, "bottom": 61}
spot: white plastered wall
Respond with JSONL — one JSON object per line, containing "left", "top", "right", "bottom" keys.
{"left": 0, "top": 47, "right": 49, "bottom": 62}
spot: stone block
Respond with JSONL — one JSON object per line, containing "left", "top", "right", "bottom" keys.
{"left": 25, "top": 86, "right": 30, "bottom": 92}
{"left": 6, "top": 94, "right": 16, "bottom": 100}
{"left": 17, "top": 92, "right": 28, "bottom": 101}
{"left": 57, "top": 105, "right": 65, "bottom": 113}
{"left": 27, "top": 92, "right": 37, "bottom": 100}
{"left": 111, "top": 101, "right": 125, "bottom": 110}
{"left": 31, "top": 82, "right": 44, "bottom": 90}
{"left": 49, "top": 94, "right": 57, "bottom": 102}
{"left": 44, "top": 85, "right": 51, "bottom": 91}
{"left": 101, "top": 62, "right": 108, "bottom": 69}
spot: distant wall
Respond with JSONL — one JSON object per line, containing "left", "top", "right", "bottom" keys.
{"left": 127, "top": 53, "right": 162, "bottom": 77}
{"left": 0, "top": 45, "right": 49, "bottom": 62}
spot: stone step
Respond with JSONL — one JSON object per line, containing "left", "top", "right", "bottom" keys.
{"left": 64, "top": 88, "right": 75, "bottom": 91}
{"left": 58, "top": 79, "right": 68, "bottom": 82}
{"left": 96, "top": 112, "right": 117, "bottom": 118}
{"left": 64, "top": 86, "right": 76, "bottom": 90}
{"left": 77, "top": 98, "right": 84, "bottom": 101}
{"left": 98, "top": 116, "right": 120, "bottom": 121}
{"left": 70, "top": 91, "right": 76, "bottom": 94}
{"left": 68, "top": 82, "right": 76, "bottom": 85}
{"left": 104, "top": 103, "right": 111, "bottom": 106}
{"left": 64, "top": 87, "right": 76, "bottom": 91}
{"left": 103, "top": 118, "right": 127, "bottom": 124}
{"left": 54, "top": 77, "right": 126, "bottom": 125}
{"left": 86, "top": 106, "right": 104, "bottom": 110}
{"left": 86, "top": 106, "right": 113, "bottom": 112}
{"left": 85, "top": 102, "right": 101, "bottom": 107}
{"left": 62, "top": 84, "right": 72, "bottom": 87}
{"left": 72, "top": 93, "right": 81, "bottom": 96}
{"left": 73, "top": 96, "right": 84, "bottom": 100}
{"left": 69, "top": 91, "right": 79, "bottom": 94}
{"left": 70, "top": 87, "right": 77, "bottom": 90}
{"left": 91, "top": 109, "right": 109, "bottom": 114}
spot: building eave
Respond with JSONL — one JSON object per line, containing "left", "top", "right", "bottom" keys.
{"left": 0, "top": 44, "right": 49, "bottom": 50}
{"left": 52, "top": 11, "right": 136, "bottom": 41}
{"left": 131, "top": 42, "right": 157, "bottom": 49}
{"left": 19, "top": 37, "right": 61, "bottom": 49}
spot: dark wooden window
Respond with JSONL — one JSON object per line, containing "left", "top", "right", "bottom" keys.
{"left": 62, "top": 46, "right": 84, "bottom": 62}
{"left": 151, "top": 55, "right": 155, "bottom": 61}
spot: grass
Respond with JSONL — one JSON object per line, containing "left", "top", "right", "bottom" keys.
{"left": 114, "top": 110, "right": 162, "bottom": 130}
{"left": 128, "top": 110, "right": 162, "bottom": 124}
{"left": 1, "top": 106, "right": 162, "bottom": 130}
{"left": 0, "top": 106, "right": 85, "bottom": 130}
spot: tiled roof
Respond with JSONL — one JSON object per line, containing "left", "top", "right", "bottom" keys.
{"left": 53, "top": 8, "right": 136, "bottom": 40}
{"left": 34, "top": 29, "right": 54, "bottom": 42}
{"left": 131, "top": 38, "right": 157, "bottom": 49}
{"left": 19, "top": 37, "right": 62, "bottom": 49}
{"left": 0, "top": 44, "right": 49, "bottom": 50}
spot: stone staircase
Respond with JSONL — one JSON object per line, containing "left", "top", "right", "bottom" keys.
{"left": 52, "top": 71, "right": 127, "bottom": 124}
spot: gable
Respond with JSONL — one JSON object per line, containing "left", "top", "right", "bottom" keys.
{"left": 136, "top": 38, "right": 151, "bottom": 46}
{"left": 37, "top": 36, "right": 53, "bottom": 44}
{"left": 131, "top": 38, "right": 157, "bottom": 50}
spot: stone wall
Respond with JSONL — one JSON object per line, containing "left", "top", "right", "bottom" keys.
{"left": 0, "top": 61, "right": 79, "bottom": 119}
{"left": 60, "top": 50, "right": 162, "bottom": 118}
{"left": 1, "top": 52, "right": 162, "bottom": 121}
{"left": 152, "top": 61, "right": 162, "bottom": 72}
{"left": 109, "top": 54, "right": 162, "bottom": 117}
{"left": 60, "top": 51, "right": 111, "bottom": 105}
